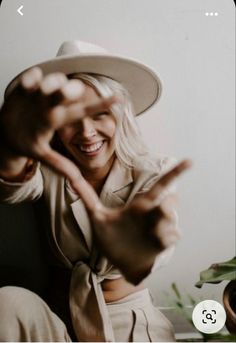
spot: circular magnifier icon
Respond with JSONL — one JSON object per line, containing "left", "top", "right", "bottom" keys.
{"left": 206, "top": 313, "right": 213, "bottom": 321}
{"left": 192, "top": 300, "right": 226, "bottom": 334}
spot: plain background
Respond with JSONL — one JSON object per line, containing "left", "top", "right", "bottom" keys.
{"left": 0, "top": 0, "right": 235, "bottom": 333}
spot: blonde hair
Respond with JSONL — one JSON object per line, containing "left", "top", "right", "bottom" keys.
{"left": 69, "top": 73, "right": 156, "bottom": 170}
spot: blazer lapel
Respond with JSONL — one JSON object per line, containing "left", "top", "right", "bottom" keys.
{"left": 71, "top": 199, "right": 93, "bottom": 251}
{"left": 69, "top": 159, "right": 133, "bottom": 250}
{"left": 100, "top": 159, "right": 133, "bottom": 206}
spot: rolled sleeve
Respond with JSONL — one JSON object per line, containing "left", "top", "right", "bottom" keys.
{"left": 0, "top": 163, "right": 43, "bottom": 204}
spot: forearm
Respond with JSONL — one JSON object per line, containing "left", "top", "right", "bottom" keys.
{"left": 0, "top": 152, "right": 43, "bottom": 204}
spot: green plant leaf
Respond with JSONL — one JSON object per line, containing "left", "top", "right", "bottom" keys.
{"left": 171, "top": 282, "right": 182, "bottom": 299}
{"left": 176, "top": 300, "right": 184, "bottom": 308}
{"left": 195, "top": 257, "right": 236, "bottom": 288}
{"left": 187, "top": 294, "right": 197, "bottom": 306}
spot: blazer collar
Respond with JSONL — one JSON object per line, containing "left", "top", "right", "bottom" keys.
{"left": 99, "top": 158, "right": 133, "bottom": 200}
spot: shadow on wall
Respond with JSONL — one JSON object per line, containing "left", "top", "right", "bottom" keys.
{"left": 0, "top": 203, "right": 49, "bottom": 296}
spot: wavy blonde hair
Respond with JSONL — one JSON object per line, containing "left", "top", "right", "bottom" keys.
{"left": 69, "top": 73, "right": 156, "bottom": 170}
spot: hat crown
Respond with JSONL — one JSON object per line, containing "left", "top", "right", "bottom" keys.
{"left": 56, "top": 40, "right": 107, "bottom": 57}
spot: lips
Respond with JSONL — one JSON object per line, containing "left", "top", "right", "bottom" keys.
{"left": 73, "top": 140, "right": 105, "bottom": 156}
{"left": 79, "top": 141, "right": 104, "bottom": 152}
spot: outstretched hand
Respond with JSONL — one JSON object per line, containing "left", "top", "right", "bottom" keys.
{"left": 71, "top": 159, "right": 192, "bottom": 285}
{"left": 0, "top": 67, "right": 118, "bottom": 182}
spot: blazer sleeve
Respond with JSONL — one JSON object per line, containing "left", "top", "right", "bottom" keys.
{"left": 0, "top": 163, "right": 44, "bottom": 204}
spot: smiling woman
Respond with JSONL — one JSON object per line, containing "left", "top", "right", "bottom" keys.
{"left": 57, "top": 81, "right": 116, "bottom": 189}
{"left": 55, "top": 73, "right": 155, "bottom": 192}
{"left": 0, "top": 40, "right": 191, "bottom": 342}
{"left": 67, "top": 73, "right": 154, "bottom": 169}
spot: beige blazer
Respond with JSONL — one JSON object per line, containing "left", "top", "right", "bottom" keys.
{"left": 0, "top": 156, "right": 176, "bottom": 342}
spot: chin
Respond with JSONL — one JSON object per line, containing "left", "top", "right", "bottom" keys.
{"left": 85, "top": 160, "right": 109, "bottom": 170}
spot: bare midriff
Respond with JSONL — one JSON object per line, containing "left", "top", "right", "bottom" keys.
{"left": 101, "top": 277, "right": 145, "bottom": 303}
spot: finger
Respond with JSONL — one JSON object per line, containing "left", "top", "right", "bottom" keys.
{"left": 152, "top": 191, "right": 178, "bottom": 207}
{"left": 84, "top": 94, "right": 121, "bottom": 116}
{"left": 39, "top": 72, "right": 67, "bottom": 95}
{"left": 146, "top": 201, "right": 177, "bottom": 230}
{"left": 159, "top": 204, "right": 178, "bottom": 223}
{"left": 60, "top": 79, "right": 85, "bottom": 103}
{"left": 40, "top": 76, "right": 84, "bottom": 107}
{"left": 41, "top": 78, "right": 85, "bottom": 107}
{"left": 40, "top": 147, "right": 102, "bottom": 212}
{"left": 146, "top": 159, "right": 192, "bottom": 201}
{"left": 158, "top": 194, "right": 178, "bottom": 218}
{"left": 47, "top": 94, "right": 120, "bottom": 129}
{"left": 154, "top": 219, "right": 181, "bottom": 248}
{"left": 20, "top": 67, "right": 43, "bottom": 92}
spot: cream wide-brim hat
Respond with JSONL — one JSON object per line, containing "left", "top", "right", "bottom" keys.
{"left": 5, "top": 40, "right": 162, "bottom": 116}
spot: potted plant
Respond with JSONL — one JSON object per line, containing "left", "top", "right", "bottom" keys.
{"left": 195, "top": 256, "right": 236, "bottom": 334}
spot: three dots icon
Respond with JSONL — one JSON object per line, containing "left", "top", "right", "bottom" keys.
{"left": 205, "top": 12, "right": 218, "bottom": 16}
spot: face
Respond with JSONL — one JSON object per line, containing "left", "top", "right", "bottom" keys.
{"left": 58, "top": 83, "right": 116, "bottom": 176}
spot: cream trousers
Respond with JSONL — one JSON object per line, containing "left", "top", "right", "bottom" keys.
{"left": 0, "top": 286, "right": 71, "bottom": 342}
{"left": 0, "top": 286, "right": 175, "bottom": 342}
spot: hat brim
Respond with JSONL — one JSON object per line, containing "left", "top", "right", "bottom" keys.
{"left": 5, "top": 54, "right": 162, "bottom": 116}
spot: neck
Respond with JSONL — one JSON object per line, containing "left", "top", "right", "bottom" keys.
{"left": 80, "top": 156, "right": 115, "bottom": 194}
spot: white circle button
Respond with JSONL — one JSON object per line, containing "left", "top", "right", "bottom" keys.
{"left": 192, "top": 300, "right": 226, "bottom": 334}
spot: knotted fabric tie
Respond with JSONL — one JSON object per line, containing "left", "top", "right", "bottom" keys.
{"left": 69, "top": 261, "right": 115, "bottom": 342}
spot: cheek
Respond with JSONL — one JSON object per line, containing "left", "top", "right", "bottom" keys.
{"left": 102, "top": 118, "right": 116, "bottom": 140}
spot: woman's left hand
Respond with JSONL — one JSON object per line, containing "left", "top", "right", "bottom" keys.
{"left": 71, "top": 159, "right": 192, "bottom": 285}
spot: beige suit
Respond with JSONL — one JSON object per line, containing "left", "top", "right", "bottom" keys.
{"left": 0, "top": 157, "right": 175, "bottom": 342}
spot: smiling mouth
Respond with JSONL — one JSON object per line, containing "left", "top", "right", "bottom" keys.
{"left": 74, "top": 141, "right": 105, "bottom": 155}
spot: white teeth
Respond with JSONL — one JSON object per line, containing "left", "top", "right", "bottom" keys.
{"left": 80, "top": 141, "right": 104, "bottom": 153}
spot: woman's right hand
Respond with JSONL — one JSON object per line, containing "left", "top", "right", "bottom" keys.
{"left": 0, "top": 67, "right": 117, "bottom": 181}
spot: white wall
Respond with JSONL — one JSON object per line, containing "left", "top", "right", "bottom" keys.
{"left": 0, "top": 0, "right": 235, "bottom": 314}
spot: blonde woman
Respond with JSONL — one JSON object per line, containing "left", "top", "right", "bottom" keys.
{"left": 0, "top": 41, "right": 191, "bottom": 342}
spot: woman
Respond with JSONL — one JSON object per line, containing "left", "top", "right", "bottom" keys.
{"left": 0, "top": 41, "right": 191, "bottom": 342}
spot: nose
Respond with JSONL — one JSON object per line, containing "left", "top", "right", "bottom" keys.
{"left": 78, "top": 117, "right": 96, "bottom": 139}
